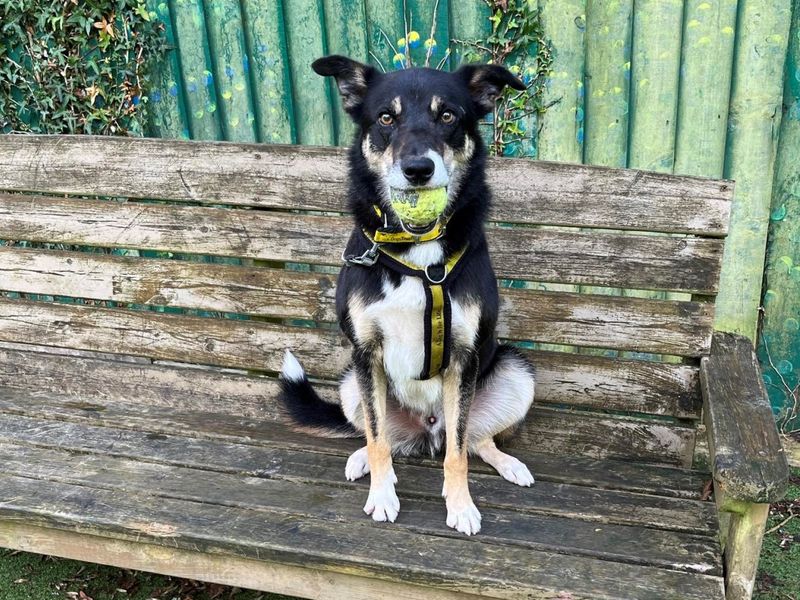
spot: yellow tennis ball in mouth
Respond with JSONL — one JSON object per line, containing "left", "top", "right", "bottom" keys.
{"left": 389, "top": 187, "right": 448, "bottom": 226}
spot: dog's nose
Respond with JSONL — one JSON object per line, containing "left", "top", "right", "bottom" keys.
{"left": 402, "top": 156, "right": 435, "bottom": 185}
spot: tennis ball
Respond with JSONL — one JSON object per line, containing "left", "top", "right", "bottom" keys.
{"left": 389, "top": 187, "right": 448, "bottom": 226}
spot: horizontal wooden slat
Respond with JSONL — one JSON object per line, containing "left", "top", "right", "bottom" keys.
{"left": 0, "top": 194, "right": 725, "bottom": 293}
{"left": 0, "top": 247, "right": 715, "bottom": 358}
{"left": 0, "top": 290, "right": 711, "bottom": 378}
{"left": 0, "top": 470, "right": 725, "bottom": 599}
{"left": 0, "top": 410, "right": 709, "bottom": 528}
{"left": 0, "top": 340, "right": 701, "bottom": 419}
{"left": 0, "top": 369, "right": 696, "bottom": 467}
{"left": 0, "top": 440, "right": 720, "bottom": 574}
{"left": 0, "top": 135, "right": 733, "bottom": 235}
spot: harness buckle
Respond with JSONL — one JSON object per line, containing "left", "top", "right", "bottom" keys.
{"left": 343, "top": 242, "right": 380, "bottom": 268}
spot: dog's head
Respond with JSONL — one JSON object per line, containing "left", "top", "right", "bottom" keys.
{"left": 312, "top": 56, "right": 524, "bottom": 230}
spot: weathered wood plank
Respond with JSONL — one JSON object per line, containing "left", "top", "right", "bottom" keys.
{"left": 0, "top": 136, "right": 733, "bottom": 235}
{"left": 0, "top": 291, "right": 712, "bottom": 374}
{"left": 0, "top": 412, "right": 714, "bottom": 532}
{"left": 0, "top": 350, "right": 708, "bottom": 498}
{"left": 0, "top": 442, "right": 721, "bottom": 574}
{"left": 0, "top": 366, "right": 697, "bottom": 467}
{"left": 0, "top": 473, "right": 725, "bottom": 599}
{"left": 0, "top": 521, "right": 492, "bottom": 600}
{"left": 0, "top": 341, "right": 702, "bottom": 418}
{"left": 700, "top": 332, "right": 789, "bottom": 503}
{"left": 0, "top": 194, "right": 726, "bottom": 294}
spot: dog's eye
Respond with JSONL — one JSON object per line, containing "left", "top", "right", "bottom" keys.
{"left": 440, "top": 110, "right": 456, "bottom": 124}
{"left": 378, "top": 113, "right": 394, "bottom": 126}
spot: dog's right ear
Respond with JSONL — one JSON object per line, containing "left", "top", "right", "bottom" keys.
{"left": 312, "top": 55, "right": 377, "bottom": 117}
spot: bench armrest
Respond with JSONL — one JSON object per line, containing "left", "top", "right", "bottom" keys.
{"left": 700, "top": 332, "right": 789, "bottom": 505}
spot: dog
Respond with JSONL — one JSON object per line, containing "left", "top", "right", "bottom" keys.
{"left": 278, "top": 55, "right": 536, "bottom": 536}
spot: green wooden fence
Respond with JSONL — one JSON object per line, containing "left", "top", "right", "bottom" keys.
{"left": 143, "top": 0, "right": 799, "bottom": 426}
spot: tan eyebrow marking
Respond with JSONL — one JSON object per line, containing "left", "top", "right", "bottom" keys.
{"left": 430, "top": 95, "right": 442, "bottom": 113}
{"left": 391, "top": 96, "right": 402, "bottom": 115}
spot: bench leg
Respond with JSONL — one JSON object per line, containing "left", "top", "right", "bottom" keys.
{"left": 724, "top": 502, "right": 769, "bottom": 600}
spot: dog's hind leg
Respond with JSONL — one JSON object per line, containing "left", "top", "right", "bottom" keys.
{"left": 467, "top": 345, "right": 535, "bottom": 486}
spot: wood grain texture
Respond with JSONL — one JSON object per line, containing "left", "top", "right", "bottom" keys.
{"left": 700, "top": 332, "right": 790, "bottom": 503}
{"left": 0, "top": 441, "right": 722, "bottom": 574}
{"left": 0, "top": 336, "right": 701, "bottom": 418}
{"left": 0, "top": 193, "right": 726, "bottom": 294}
{"left": 0, "top": 396, "right": 709, "bottom": 500}
{"left": 0, "top": 135, "right": 733, "bottom": 235}
{"left": 0, "top": 356, "right": 696, "bottom": 466}
{"left": 0, "top": 471, "right": 725, "bottom": 599}
{"left": 0, "top": 521, "right": 489, "bottom": 600}
{"left": 0, "top": 288, "right": 712, "bottom": 378}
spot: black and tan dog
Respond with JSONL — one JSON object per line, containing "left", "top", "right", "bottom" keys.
{"left": 279, "top": 55, "right": 535, "bottom": 535}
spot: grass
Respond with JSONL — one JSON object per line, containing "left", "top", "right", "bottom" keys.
{"left": 754, "top": 466, "right": 800, "bottom": 600}
{"left": 0, "top": 551, "right": 293, "bottom": 600}
{"left": 1, "top": 469, "right": 798, "bottom": 599}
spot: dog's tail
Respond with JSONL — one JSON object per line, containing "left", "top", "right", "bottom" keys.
{"left": 278, "top": 350, "right": 361, "bottom": 438}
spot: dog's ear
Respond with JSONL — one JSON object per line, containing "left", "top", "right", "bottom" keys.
{"left": 455, "top": 64, "right": 526, "bottom": 116}
{"left": 312, "top": 55, "right": 378, "bottom": 117}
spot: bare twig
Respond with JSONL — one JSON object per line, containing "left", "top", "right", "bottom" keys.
{"left": 424, "top": 0, "right": 441, "bottom": 68}
{"left": 765, "top": 510, "right": 797, "bottom": 535}
{"left": 369, "top": 51, "right": 387, "bottom": 73}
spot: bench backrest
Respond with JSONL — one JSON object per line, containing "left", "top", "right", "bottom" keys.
{"left": 0, "top": 135, "right": 733, "bottom": 467}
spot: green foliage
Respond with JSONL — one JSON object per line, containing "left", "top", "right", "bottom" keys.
{"left": 755, "top": 468, "right": 800, "bottom": 599}
{"left": 452, "top": 0, "right": 553, "bottom": 156}
{"left": 0, "top": 0, "right": 166, "bottom": 135}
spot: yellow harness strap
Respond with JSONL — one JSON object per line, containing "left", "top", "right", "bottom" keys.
{"left": 374, "top": 243, "right": 469, "bottom": 380}
{"left": 370, "top": 205, "right": 448, "bottom": 244}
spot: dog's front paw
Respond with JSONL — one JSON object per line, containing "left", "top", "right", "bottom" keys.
{"left": 345, "top": 446, "right": 370, "bottom": 481}
{"left": 363, "top": 470, "right": 400, "bottom": 523}
{"left": 445, "top": 496, "right": 482, "bottom": 536}
{"left": 495, "top": 455, "right": 535, "bottom": 487}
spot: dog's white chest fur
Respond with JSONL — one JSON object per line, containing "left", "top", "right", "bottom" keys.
{"left": 348, "top": 242, "right": 480, "bottom": 414}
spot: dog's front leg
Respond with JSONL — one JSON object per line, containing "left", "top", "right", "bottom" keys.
{"left": 442, "top": 352, "right": 481, "bottom": 535}
{"left": 353, "top": 345, "right": 399, "bottom": 522}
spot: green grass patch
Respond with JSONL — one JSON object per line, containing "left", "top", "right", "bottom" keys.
{"left": 0, "top": 549, "right": 293, "bottom": 600}
{"left": 755, "top": 467, "right": 800, "bottom": 599}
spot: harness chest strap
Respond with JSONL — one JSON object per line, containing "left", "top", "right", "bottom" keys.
{"left": 369, "top": 239, "right": 469, "bottom": 380}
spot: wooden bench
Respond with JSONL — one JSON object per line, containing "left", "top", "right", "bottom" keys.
{"left": 0, "top": 134, "right": 789, "bottom": 600}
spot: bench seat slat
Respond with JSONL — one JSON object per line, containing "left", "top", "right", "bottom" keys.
{"left": 0, "top": 135, "right": 733, "bottom": 235}
{"left": 0, "top": 342, "right": 701, "bottom": 419}
{"left": 0, "top": 465, "right": 724, "bottom": 599}
{"left": 0, "top": 378, "right": 696, "bottom": 466}
{"left": 0, "top": 440, "right": 721, "bottom": 574}
{"left": 0, "top": 194, "right": 725, "bottom": 294}
{"left": 0, "top": 402, "right": 707, "bottom": 501}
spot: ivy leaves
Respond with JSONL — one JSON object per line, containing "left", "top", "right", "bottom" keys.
{"left": 0, "top": 0, "right": 166, "bottom": 135}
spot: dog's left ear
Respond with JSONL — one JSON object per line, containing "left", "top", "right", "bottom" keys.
{"left": 312, "top": 55, "right": 378, "bottom": 117}
{"left": 455, "top": 64, "right": 526, "bottom": 116}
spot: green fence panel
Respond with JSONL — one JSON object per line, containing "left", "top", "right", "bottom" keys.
{"left": 242, "top": 0, "right": 297, "bottom": 143}
{"left": 170, "top": 0, "right": 223, "bottom": 140}
{"left": 204, "top": 0, "right": 258, "bottom": 141}
{"left": 759, "top": 4, "right": 800, "bottom": 428}
{"left": 323, "top": 0, "right": 370, "bottom": 145}
{"left": 365, "top": 0, "right": 404, "bottom": 70}
{"left": 283, "top": 0, "right": 336, "bottom": 145}
{"left": 673, "top": 0, "right": 737, "bottom": 178}
{"left": 716, "top": 0, "right": 792, "bottom": 342}
{"left": 146, "top": 0, "right": 190, "bottom": 138}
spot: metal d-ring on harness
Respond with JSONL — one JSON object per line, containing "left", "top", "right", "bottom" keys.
{"left": 342, "top": 208, "right": 469, "bottom": 380}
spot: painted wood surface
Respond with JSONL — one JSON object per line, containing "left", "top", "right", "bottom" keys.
{"left": 137, "top": 2, "right": 800, "bottom": 404}
{"left": 759, "top": 5, "right": 800, "bottom": 430}
{"left": 714, "top": 0, "right": 792, "bottom": 342}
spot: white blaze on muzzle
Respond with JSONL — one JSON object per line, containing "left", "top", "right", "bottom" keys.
{"left": 386, "top": 149, "right": 451, "bottom": 190}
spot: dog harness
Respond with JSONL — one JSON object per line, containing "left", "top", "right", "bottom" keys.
{"left": 343, "top": 207, "right": 470, "bottom": 380}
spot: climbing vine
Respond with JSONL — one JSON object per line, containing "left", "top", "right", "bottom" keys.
{"left": 370, "top": 0, "right": 552, "bottom": 157}
{"left": 0, "top": 0, "right": 166, "bottom": 135}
